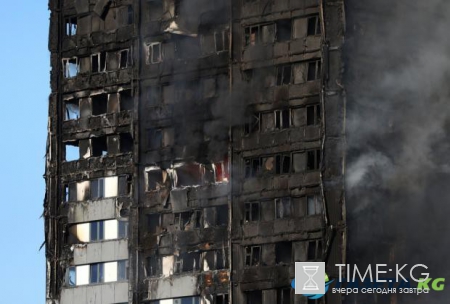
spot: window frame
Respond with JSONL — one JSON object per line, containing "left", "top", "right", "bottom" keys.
{"left": 90, "top": 177, "right": 105, "bottom": 199}
{"left": 307, "top": 59, "right": 322, "bottom": 81}
{"left": 65, "top": 17, "right": 77, "bottom": 36}
{"left": 119, "top": 49, "right": 131, "bottom": 69}
{"left": 306, "top": 149, "right": 321, "bottom": 171}
{"left": 276, "top": 64, "right": 292, "bottom": 85}
{"left": 147, "top": 42, "right": 163, "bottom": 64}
{"left": 214, "top": 30, "right": 229, "bottom": 53}
{"left": 62, "top": 57, "right": 79, "bottom": 78}
{"left": 244, "top": 23, "right": 275, "bottom": 46}
{"left": 90, "top": 220, "right": 105, "bottom": 241}
{"left": 89, "top": 263, "right": 104, "bottom": 284}
{"left": 307, "top": 194, "right": 323, "bottom": 216}
{"left": 307, "top": 15, "right": 322, "bottom": 36}
{"left": 274, "top": 109, "right": 291, "bottom": 130}
{"left": 306, "top": 104, "right": 321, "bottom": 126}
{"left": 117, "top": 260, "right": 129, "bottom": 281}
{"left": 277, "top": 288, "right": 292, "bottom": 304}
{"left": 275, "top": 197, "right": 292, "bottom": 219}
{"left": 244, "top": 202, "right": 260, "bottom": 222}
{"left": 307, "top": 240, "right": 323, "bottom": 261}
{"left": 245, "top": 245, "right": 261, "bottom": 267}
{"left": 118, "top": 220, "right": 129, "bottom": 238}
{"left": 91, "top": 52, "right": 107, "bottom": 73}
{"left": 67, "top": 266, "right": 76, "bottom": 287}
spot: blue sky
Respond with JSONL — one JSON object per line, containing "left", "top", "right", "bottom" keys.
{"left": 0, "top": 2, "right": 49, "bottom": 302}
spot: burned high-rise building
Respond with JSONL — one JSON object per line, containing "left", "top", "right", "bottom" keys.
{"left": 45, "top": 0, "right": 348, "bottom": 303}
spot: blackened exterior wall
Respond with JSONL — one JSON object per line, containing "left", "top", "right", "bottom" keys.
{"left": 46, "top": 1, "right": 346, "bottom": 303}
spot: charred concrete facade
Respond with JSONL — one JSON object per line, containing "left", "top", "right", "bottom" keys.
{"left": 45, "top": 0, "right": 346, "bottom": 304}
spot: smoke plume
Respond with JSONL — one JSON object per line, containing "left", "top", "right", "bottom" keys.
{"left": 345, "top": 0, "right": 450, "bottom": 302}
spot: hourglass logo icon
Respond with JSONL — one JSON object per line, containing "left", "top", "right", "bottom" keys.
{"left": 295, "top": 262, "right": 325, "bottom": 294}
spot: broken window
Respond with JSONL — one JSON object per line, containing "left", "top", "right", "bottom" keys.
{"left": 275, "top": 154, "right": 291, "bottom": 174}
{"left": 247, "top": 155, "right": 275, "bottom": 175}
{"left": 307, "top": 195, "right": 323, "bottom": 216}
{"left": 203, "top": 251, "right": 215, "bottom": 271}
{"left": 118, "top": 221, "right": 128, "bottom": 238}
{"left": 174, "top": 0, "right": 182, "bottom": 16}
{"left": 117, "top": 260, "right": 129, "bottom": 281}
{"left": 276, "top": 242, "right": 292, "bottom": 264}
{"left": 245, "top": 202, "right": 260, "bottom": 222}
{"left": 146, "top": 256, "right": 162, "bottom": 277}
{"left": 147, "top": 42, "right": 162, "bottom": 64}
{"left": 214, "top": 30, "right": 229, "bottom": 53}
{"left": 90, "top": 263, "right": 104, "bottom": 284}
{"left": 62, "top": 58, "right": 78, "bottom": 78}
{"left": 246, "top": 290, "right": 263, "bottom": 304}
{"left": 307, "top": 240, "right": 323, "bottom": 260}
{"left": 216, "top": 294, "right": 229, "bottom": 304}
{"left": 307, "top": 15, "right": 321, "bottom": 36}
{"left": 66, "top": 183, "right": 77, "bottom": 202}
{"left": 65, "top": 142, "right": 79, "bottom": 161}
{"left": 91, "top": 94, "right": 108, "bottom": 115}
{"left": 174, "top": 212, "right": 191, "bottom": 230}
{"left": 91, "top": 137, "right": 108, "bottom": 157}
{"left": 65, "top": 17, "right": 77, "bottom": 36}
{"left": 276, "top": 19, "right": 292, "bottom": 42}
{"left": 277, "top": 288, "right": 291, "bottom": 304}
{"left": 67, "top": 267, "right": 76, "bottom": 286}
{"left": 90, "top": 221, "right": 104, "bottom": 241}
{"left": 64, "top": 99, "right": 80, "bottom": 120}
{"left": 118, "top": 175, "right": 132, "bottom": 197}
{"left": 244, "top": 114, "right": 260, "bottom": 135}
{"left": 245, "top": 246, "right": 261, "bottom": 266}
{"left": 245, "top": 158, "right": 261, "bottom": 178}
{"left": 176, "top": 252, "right": 200, "bottom": 273}
{"left": 216, "top": 205, "right": 228, "bottom": 226}
{"left": 275, "top": 197, "right": 292, "bottom": 219}
{"left": 119, "top": 49, "right": 130, "bottom": 69}
{"left": 277, "top": 64, "right": 292, "bottom": 85}
{"left": 214, "top": 158, "right": 229, "bottom": 182}
{"left": 120, "top": 133, "right": 133, "bottom": 153}
{"left": 275, "top": 109, "right": 291, "bottom": 129}
{"left": 307, "top": 60, "right": 321, "bottom": 81}
{"left": 306, "top": 104, "right": 321, "bottom": 126}
{"left": 91, "top": 52, "right": 107, "bottom": 73}
{"left": 127, "top": 5, "right": 134, "bottom": 24}
{"left": 306, "top": 149, "right": 321, "bottom": 170}
{"left": 245, "top": 23, "right": 275, "bottom": 46}
{"left": 176, "top": 163, "right": 203, "bottom": 187}
{"left": 147, "top": 213, "right": 161, "bottom": 233}
{"left": 203, "top": 249, "right": 228, "bottom": 271}
{"left": 119, "top": 89, "right": 133, "bottom": 111}
{"left": 146, "top": 168, "right": 164, "bottom": 191}
{"left": 216, "top": 249, "right": 228, "bottom": 269}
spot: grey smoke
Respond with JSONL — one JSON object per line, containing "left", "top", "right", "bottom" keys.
{"left": 345, "top": 0, "right": 450, "bottom": 302}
